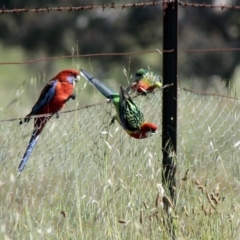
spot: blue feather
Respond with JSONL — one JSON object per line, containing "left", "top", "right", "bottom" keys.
{"left": 31, "top": 80, "right": 57, "bottom": 115}
{"left": 18, "top": 129, "right": 40, "bottom": 172}
{"left": 80, "top": 69, "right": 117, "bottom": 99}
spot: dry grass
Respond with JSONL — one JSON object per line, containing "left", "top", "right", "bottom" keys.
{"left": 0, "top": 84, "right": 240, "bottom": 239}
{"left": 0, "top": 49, "right": 240, "bottom": 239}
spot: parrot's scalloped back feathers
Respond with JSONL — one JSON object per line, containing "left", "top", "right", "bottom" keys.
{"left": 119, "top": 86, "right": 145, "bottom": 132}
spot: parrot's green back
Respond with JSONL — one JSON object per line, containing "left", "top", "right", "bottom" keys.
{"left": 119, "top": 86, "right": 144, "bottom": 132}
{"left": 80, "top": 69, "right": 145, "bottom": 132}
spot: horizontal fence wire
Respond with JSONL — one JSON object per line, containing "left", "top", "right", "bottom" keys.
{"left": 2, "top": 48, "right": 240, "bottom": 65}
{"left": 1, "top": 1, "right": 240, "bottom": 15}
{"left": 0, "top": 1, "right": 162, "bottom": 14}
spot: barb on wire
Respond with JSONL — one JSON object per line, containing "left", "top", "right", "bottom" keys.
{"left": 0, "top": 1, "right": 162, "bottom": 15}
{"left": 1, "top": 1, "right": 240, "bottom": 15}
{"left": 178, "top": 1, "right": 240, "bottom": 11}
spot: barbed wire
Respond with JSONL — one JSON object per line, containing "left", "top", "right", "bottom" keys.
{"left": 0, "top": 1, "right": 240, "bottom": 15}
{"left": 0, "top": 1, "right": 162, "bottom": 15}
{"left": 1, "top": 86, "right": 239, "bottom": 123}
{"left": 1, "top": 48, "right": 240, "bottom": 65}
{"left": 178, "top": 1, "right": 240, "bottom": 11}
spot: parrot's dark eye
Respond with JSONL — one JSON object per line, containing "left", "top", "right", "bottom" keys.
{"left": 135, "top": 73, "right": 142, "bottom": 77}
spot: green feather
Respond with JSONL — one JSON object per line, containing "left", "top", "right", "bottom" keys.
{"left": 81, "top": 69, "right": 145, "bottom": 132}
{"left": 135, "top": 68, "right": 161, "bottom": 86}
{"left": 119, "top": 86, "right": 144, "bottom": 131}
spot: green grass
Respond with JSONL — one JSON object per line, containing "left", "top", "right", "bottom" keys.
{"left": 0, "top": 87, "right": 240, "bottom": 239}
{"left": 0, "top": 44, "right": 240, "bottom": 239}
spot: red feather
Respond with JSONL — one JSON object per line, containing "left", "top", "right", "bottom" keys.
{"left": 18, "top": 69, "right": 79, "bottom": 172}
{"left": 129, "top": 122, "right": 158, "bottom": 139}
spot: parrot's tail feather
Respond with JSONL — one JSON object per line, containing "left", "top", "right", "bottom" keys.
{"left": 18, "top": 132, "right": 40, "bottom": 172}
{"left": 80, "top": 69, "right": 117, "bottom": 99}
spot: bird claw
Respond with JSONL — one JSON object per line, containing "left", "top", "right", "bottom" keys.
{"left": 56, "top": 112, "right": 60, "bottom": 119}
{"left": 19, "top": 117, "right": 30, "bottom": 125}
{"left": 141, "top": 92, "right": 147, "bottom": 97}
{"left": 64, "top": 94, "right": 76, "bottom": 103}
{"left": 71, "top": 94, "right": 76, "bottom": 100}
{"left": 138, "top": 87, "right": 148, "bottom": 96}
{"left": 110, "top": 117, "right": 115, "bottom": 125}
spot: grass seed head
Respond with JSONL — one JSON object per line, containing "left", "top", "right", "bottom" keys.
{"left": 210, "top": 193, "right": 219, "bottom": 205}
{"left": 157, "top": 183, "right": 165, "bottom": 196}
{"left": 140, "top": 210, "right": 143, "bottom": 224}
{"left": 198, "top": 185, "right": 205, "bottom": 194}
{"left": 155, "top": 192, "right": 163, "bottom": 209}
{"left": 227, "top": 214, "right": 234, "bottom": 222}
{"left": 60, "top": 211, "right": 67, "bottom": 218}
{"left": 195, "top": 179, "right": 200, "bottom": 186}
{"left": 232, "top": 205, "right": 237, "bottom": 212}
{"left": 143, "top": 201, "right": 149, "bottom": 209}
{"left": 192, "top": 207, "right": 196, "bottom": 215}
{"left": 119, "top": 220, "right": 127, "bottom": 224}
{"left": 182, "top": 169, "right": 189, "bottom": 181}
{"left": 149, "top": 211, "right": 158, "bottom": 221}
{"left": 182, "top": 205, "right": 190, "bottom": 217}
{"left": 206, "top": 192, "right": 216, "bottom": 210}
{"left": 163, "top": 195, "right": 174, "bottom": 213}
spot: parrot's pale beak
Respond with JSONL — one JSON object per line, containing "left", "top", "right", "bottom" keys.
{"left": 75, "top": 74, "right": 81, "bottom": 82}
{"left": 146, "top": 130, "right": 157, "bottom": 138}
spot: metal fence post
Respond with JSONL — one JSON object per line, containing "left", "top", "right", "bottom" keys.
{"left": 162, "top": 0, "right": 178, "bottom": 204}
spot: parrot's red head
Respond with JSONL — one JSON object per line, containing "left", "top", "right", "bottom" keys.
{"left": 55, "top": 69, "right": 80, "bottom": 84}
{"left": 141, "top": 122, "right": 158, "bottom": 137}
{"left": 129, "top": 122, "right": 158, "bottom": 139}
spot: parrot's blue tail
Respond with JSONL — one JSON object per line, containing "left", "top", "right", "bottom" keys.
{"left": 18, "top": 129, "right": 40, "bottom": 172}
{"left": 80, "top": 69, "right": 118, "bottom": 99}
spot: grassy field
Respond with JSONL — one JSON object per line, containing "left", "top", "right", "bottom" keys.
{"left": 1, "top": 83, "right": 240, "bottom": 239}
{"left": 0, "top": 44, "right": 240, "bottom": 239}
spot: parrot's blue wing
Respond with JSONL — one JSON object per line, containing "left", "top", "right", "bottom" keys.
{"left": 31, "top": 80, "right": 57, "bottom": 115}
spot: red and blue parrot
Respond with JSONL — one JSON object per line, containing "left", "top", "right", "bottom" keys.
{"left": 18, "top": 69, "right": 80, "bottom": 172}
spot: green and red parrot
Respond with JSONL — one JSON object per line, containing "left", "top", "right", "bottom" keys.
{"left": 80, "top": 69, "right": 157, "bottom": 139}
{"left": 127, "top": 68, "right": 162, "bottom": 94}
